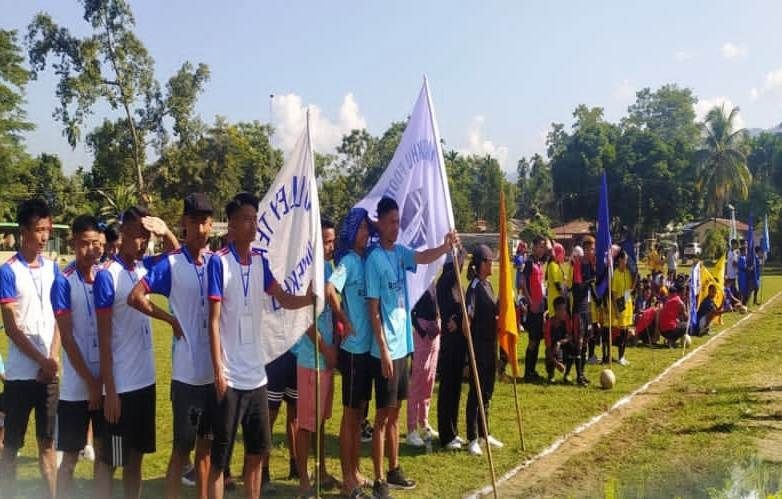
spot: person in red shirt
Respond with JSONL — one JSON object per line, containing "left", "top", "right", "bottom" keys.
{"left": 658, "top": 285, "right": 688, "bottom": 347}
{"left": 520, "top": 236, "right": 548, "bottom": 382}
{"left": 544, "top": 297, "right": 586, "bottom": 385}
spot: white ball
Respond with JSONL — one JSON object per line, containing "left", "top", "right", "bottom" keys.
{"left": 683, "top": 334, "right": 692, "bottom": 347}
{"left": 600, "top": 369, "right": 616, "bottom": 390}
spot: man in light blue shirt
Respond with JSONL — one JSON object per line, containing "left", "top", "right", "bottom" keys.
{"left": 365, "top": 197, "right": 457, "bottom": 498}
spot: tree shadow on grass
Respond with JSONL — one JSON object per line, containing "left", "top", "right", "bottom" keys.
{"left": 675, "top": 422, "right": 737, "bottom": 435}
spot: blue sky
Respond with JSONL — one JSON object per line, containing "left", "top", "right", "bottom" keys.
{"left": 5, "top": 1, "right": 782, "bottom": 175}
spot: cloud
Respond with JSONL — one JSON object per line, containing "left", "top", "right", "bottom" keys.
{"left": 673, "top": 50, "right": 696, "bottom": 62}
{"left": 747, "top": 67, "right": 782, "bottom": 100}
{"left": 750, "top": 87, "right": 760, "bottom": 101}
{"left": 459, "top": 115, "right": 510, "bottom": 170}
{"left": 613, "top": 79, "right": 636, "bottom": 102}
{"left": 271, "top": 93, "right": 367, "bottom": 154}
{"left": 721, "top": 42, "right": 748, "bottom": 60}
{"left": 694, "top": 96, "right": 745, "bottom": 130}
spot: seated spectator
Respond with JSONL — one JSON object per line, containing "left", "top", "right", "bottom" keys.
{"left": 658, "top": 284, "right": 688, "bottom": 347}
{"left": 695, "top": 284, "right": 724, "bottom": 336}
{"left": 544, "top": 297, "right": 586, "bottom": 385}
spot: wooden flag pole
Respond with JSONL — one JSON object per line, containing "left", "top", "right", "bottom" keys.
{"left": 452, "top": 246, "right": 498, "bottom": 498}
{"left": 511, "top": 374, "right": 526, "bottom": 451}
{"left": 314, "top": 298, "right": 321, "bottom": 498}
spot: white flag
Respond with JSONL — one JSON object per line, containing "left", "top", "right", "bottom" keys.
{"left": 355, "top": 77, "right": 454, "bottom": 306}
{"left": 255, "top": 111, "right": 324, "bottom": 363}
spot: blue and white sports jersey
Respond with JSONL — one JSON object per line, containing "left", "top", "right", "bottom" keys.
{"left": 0, "top": 253, "right": 59, "bottom": 381}
{"left": 207, "top": 243, "right": 275, "bottom": 390}
{"left": 94, "top": 255, "right": 157, "bottom": 394}
{"left": 51, "top": 261, "right": 101, "bottom": 401}
{"left": 143, "top": 246, "right": 214, "bottom": 386}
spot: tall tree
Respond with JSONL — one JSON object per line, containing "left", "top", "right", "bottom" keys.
{"left": 26, "top": 0, "right": 208, "bottom": 202}
{"left": 695, "top": 104, "right": 752, "bottom": 216}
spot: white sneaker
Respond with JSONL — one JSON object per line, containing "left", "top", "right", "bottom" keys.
{"left": 587, "top": 355, "right": 599, "bottom": 365}
{"left": 618, "top": 357, "right": 630, "bottom": 366}
{"left": 56, "top": 451, "right": 63, "bottom": 468}
{"left": 423, "top": 426, "right": 439, "bottom": 439}
{"left": 406, "top": 430, "right": 425, "bottom": 447}
{"left": 468, "top": 439, "right": 483, "bottom": 456}
{"left": 444, "top": 438, "right": 462, "bottom": 450}
{"left": 455, "top": 435, "right": 466, "bottom": 445}
{"left": 81, "top": 444, "right": 95, "bottom": 462}
{"left": 486, "top": 435, "right": 504, "bottom": 448}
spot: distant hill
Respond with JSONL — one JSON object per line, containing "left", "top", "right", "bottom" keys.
{"left": 746, "top": 123, "right": 782, "bottom": 138}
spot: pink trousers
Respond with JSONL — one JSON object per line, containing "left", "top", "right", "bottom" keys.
{"left": 407, "top": 332, "right": 441, "bottom": 433}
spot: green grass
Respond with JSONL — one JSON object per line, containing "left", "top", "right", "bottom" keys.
{"left": 2, "top": 275, "right": 781, "bottom": 498}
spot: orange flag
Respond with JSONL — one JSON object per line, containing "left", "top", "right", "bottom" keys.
{"left": 497, "top": 191, "right": 520, "bottom": 377}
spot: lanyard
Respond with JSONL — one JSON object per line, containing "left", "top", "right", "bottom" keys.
{"left": 17, "top": 252, "right": 44, "bottom": 313}
{"left": 114, "top": 254, "right": 138, "bottom": 285}
{"left": 183, "top": 247, "right": 206, "bottom": 310}
{"left": 383, "top": 247, "right": 403, "bottom": 286}
{"left": 75, "top": 267, "right": 95, "bottom": 321}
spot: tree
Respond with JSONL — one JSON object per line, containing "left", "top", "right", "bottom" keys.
{"left": 623, "top": 85, "right": 700, "bottom": 146}
{"left": 695, "top": 104, "right": 752, "bottom": 216}
{"left": 26, "top": 0, "right": 209, "bottom": 202}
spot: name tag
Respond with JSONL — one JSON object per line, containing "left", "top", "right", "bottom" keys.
{"left": 239, "top": 313, "right": 255, "bottom": 345}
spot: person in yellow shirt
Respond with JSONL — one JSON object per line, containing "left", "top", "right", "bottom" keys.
{"left": 645, "top": 245, "right": 664, "bottom": 275}
{"left": 607, "top": 250, "right": 634, "bottom": 366}
{"left": 546, "top": 243, "right": 567, "bottom": 317}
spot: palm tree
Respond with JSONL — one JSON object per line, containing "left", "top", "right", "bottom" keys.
{"left": 695, "top": 104, "right": 752, "bottom": 216}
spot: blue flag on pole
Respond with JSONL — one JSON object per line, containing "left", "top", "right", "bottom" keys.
{"left": 762, "top": 214, "right": 770, "bottom": 256}
{"left": 596, "top": 172, "right": 612, "bottom": 298}
{"left": 689, "top": 262, "right": 700, "bottom": 332}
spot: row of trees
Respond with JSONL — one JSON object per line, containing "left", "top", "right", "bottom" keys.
{"left": 1, "top": 0, "right": 781, "bottom": 257}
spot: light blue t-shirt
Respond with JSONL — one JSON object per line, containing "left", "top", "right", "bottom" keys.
{"left": 331, "top": 251, "right": 372, "bottom": 354}
{"left": 296, "top": 262, "right": 334, "bottom": 369}
{"left": 365, "top": 244, "right": 417, "bottom": 360}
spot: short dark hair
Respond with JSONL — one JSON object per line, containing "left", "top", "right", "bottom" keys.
{"left": 321, "top": 218, "right": 335, "bottom": 231}
{"left": 104, "top": 223, "right": 121, "bottom": 244}
{"left": 553, "top": 296, "right": 568, "bottom": 310}
{"left": 376, "top": 197, "right": 399, "bottom": 218}
{"left": 121, "top": 205, "right": 150, "bottom": 225}
{"left": 71, "top": 215, "right": 101, "bottom": 236}
{"left": 532, "top": 235, "right": 546, "bottom": 246}
{"left": 17, "top": 199, "right": 51, "bottom": 229}
{"left": 225, "top": 192, "right": 259, "bottom": 220}
{"left": 730, "top": 239, "right": 738, "bottom": 246}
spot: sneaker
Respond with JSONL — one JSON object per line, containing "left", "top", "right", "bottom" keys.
{"left": 524, "top": 372, "right": 543, "bottom": 383}
{"left": 454, "top": 435, "right": 466, "bottom": 445}
{"left": 577, "top": 376, "right": 590, "bottom": 386}
{"left": 181, "top": 465, "right": 196, "bottom": 487}
{"left": 372, "top": 479, "right": 393, "bottom": 499}
{"left": 405, "top": 430, "right": 425, "bottom": 447}
{"left": 468, "top": 439, "right": 483, "bottom": 456}
{"left": 386, "top": 467, "right": 416, "bottom": 490}
{"left": 444, "top": 438, "right": 462, "bottom": 450}
{"left": 618, "top": 357, "right": 630, "bottom": 366}
{"left": 361, "top": 420, "right": 374, "bottom": 443}
{"left": 56, "top": 451, "right": 63, "bottom": 468}
{"left": 486, "top": 435, "right": 504, "bottom": 448}
{"left": 350, "top": 486, "right": 373, "bottom": 499}
{"left": 423, "top": 425, "right": 439, "bottom": 439}
{"left": 587, "top": 355, "right": 599, "bottom": 365}
{"left": 81, "top": 444, "right": 95, "bottom": 462}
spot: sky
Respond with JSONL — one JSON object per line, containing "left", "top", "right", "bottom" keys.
{"left": 4, "top": 1, "right": 782, "bottom": 177}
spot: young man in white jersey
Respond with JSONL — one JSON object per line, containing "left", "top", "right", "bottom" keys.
{"left": 51, "top": 215, "right": 111, "bottom": 498}
{"left": 206, "top": 192, "right": 314, "bottom": 499}
{"left": 365, "top": 197, "right": 457, "bottom": 499}
{"left": 0, "top": 199, "right": 60, "bottom": 498}
{"left": 94, "top": 205, "right": 178, "bottom": 498}
{"left": 128, "top": 193, "right": 215, "bottom": 499}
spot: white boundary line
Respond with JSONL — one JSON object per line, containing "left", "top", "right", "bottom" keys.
{"left": 465, "top": 289, "right": 782, "bottom": 498}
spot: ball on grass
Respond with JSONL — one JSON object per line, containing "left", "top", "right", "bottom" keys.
{"left": 600, "top": 369, "right": 616, "bottom": 390}
{"left": 683, "top": 334, "right": 692, "bottom": 347}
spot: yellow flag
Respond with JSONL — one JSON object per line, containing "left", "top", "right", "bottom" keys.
{"left": 708, "top": 255, "right": 726, "bottom": 309}
{"left": 498, "top": 191, "right": 520, "bottom": 377}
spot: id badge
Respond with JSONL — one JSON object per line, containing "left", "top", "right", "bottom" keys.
{"left": 88, "top": 335, "right": 100, "bottom": 363}
{"left": 239, "top": 313, "right": 255, "bottom": 345}
{"left": 397, "top": 291, "right": 405, "bottom": 309}
{"left": 198, "top": 312, "right": 209, "bottom": 345}
{"left": 142, "top": 325, "right": 152, "bottom": 350}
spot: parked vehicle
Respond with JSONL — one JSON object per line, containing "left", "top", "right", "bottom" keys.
{"left": 683, "top": 242, "right": 702, "bottom": 259}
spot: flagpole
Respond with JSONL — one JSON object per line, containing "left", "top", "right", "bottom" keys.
{"left": 511, "top": 376, "right": 526, "bottom": 451}
{"left": 307, "top": 108, "right": 322, "bottom": 499}
{"left": 424, "top": 74, "right": 498, "bottom": 497}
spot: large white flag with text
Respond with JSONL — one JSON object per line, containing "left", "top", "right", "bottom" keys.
{"left": 255, "top": 112, "right": 324, "bottom": 363}
{"left": 355, "top": 77, "right": 454, "bottom": 306}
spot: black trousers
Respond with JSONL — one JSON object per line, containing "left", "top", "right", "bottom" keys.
{"left": 437, "top": 330, "right": 467, "bottom": 447}
{"left": 466, "top": 339, "right": 497, "bottom": 442}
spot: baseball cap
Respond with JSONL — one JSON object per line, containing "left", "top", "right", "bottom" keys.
{"left": 183, "top": 193, "right": 214, "bottom": 216}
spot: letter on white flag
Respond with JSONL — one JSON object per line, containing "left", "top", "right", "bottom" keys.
{"left": 255, "top": 112, "right": 324, "bottom": 363}
{"left": 355, "top": 77, "right": 455, "bottom": 306}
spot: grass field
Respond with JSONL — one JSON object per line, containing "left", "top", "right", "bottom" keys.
{"left": 2, "top": 271, "right": 780, "bottom": 498}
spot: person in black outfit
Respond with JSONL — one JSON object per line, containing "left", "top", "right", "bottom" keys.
{"left": 436, "top": 251, "right": 466, "bottom": 450}
{"left": 465, "top": 245, "right": 503, "bottom": 456}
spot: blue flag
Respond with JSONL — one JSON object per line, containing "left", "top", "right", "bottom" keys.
{"left": 596, "top": 172, "right": 612, "bottom": 298}
{"left": 747, "top": 214, "right": 754, "bottom": 254}
{"left": 762, "top": 214, "right": 770, "bottom": 256}
{"left": 689, "top": 262, "right": 700, "bottom": 332}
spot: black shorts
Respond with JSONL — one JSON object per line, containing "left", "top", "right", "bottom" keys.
{"left": 211, "top": 385, "right": 272, "bottom": 471}
{"left": 103, "top": 384, "right": 156, "bottom": 467}
{"left": 371, "top": 355, "right": 410, "bottom": 409}
{"left": 3, "top": 380, "right": 58, "bottom": 450}
{"left": 526, "top": 312, "right": 545, "bottom": 342}
{"left": 57, "top": 400, "right": 106, "bottom": 452}
{"left": 171, "top": 381, "right": 215, "bottom": 453}
{"left": 265, "top": 351, "right": 297, "bottom": 410}
{"left": 338, "top": 349, "right": 372, "bottom": 409}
